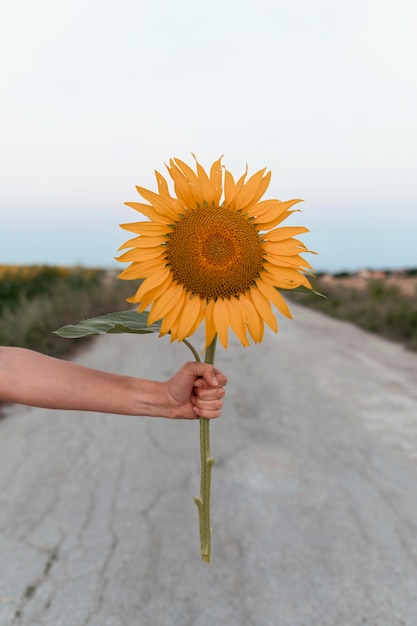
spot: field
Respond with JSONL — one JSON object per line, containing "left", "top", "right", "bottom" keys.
{"left": 1, "top": 265, "right": 417, "bottom": 357}
{"left": 288, "top": 272, "right": 417, "bottom": 352}
{"left": 0, "top": 265, "right": 135, "bottom": 357}
{"left": 320, "top": 273, "right": 417, "bottom": 298}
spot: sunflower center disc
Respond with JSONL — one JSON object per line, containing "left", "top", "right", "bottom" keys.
{"left": 166, "top": 206, "right": 264, "bottom": 299}
{"left": 202, "top": 233, "right": 236, "bottom": 266}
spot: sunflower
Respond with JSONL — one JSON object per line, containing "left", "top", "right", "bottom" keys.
{"left": 117, "top": 156, "right": 314, "bottom": 349}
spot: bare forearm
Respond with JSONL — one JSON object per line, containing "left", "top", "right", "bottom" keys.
{"left": 0, "top": 347, "right": 226, "bottom": 419}
{"left": 0, "top": 347, "right": 169, "bottom": 416}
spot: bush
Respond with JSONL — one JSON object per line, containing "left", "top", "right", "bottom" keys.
{"left": 0, "top": 266, "right": 135, "bottom": 357}
{"left": 288, "top": 277, "right": 417, "bottom": 352}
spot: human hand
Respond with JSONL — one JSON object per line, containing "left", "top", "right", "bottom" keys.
{"left": 164, "top": 362, "right": 227, "bottom": 420}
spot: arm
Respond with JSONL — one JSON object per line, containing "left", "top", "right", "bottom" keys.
{"left": 0, "top": 347, "right": 227, "bottom": 419}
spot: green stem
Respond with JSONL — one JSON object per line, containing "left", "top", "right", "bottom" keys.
{"left": 182, "top": 338, "right": 201, "bottom": 363}
{"left": 193, "top": 334, "right": 217, "bottom": 563}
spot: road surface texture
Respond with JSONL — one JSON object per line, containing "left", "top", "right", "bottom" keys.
{"left": 1, "top": 303, "right": 417, "bottom": 626}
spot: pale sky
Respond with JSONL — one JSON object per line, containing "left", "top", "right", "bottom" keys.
{"left": 1, "top": 0, "right": 416, "bottom": 272}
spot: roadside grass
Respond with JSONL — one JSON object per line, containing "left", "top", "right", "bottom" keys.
{"left": 288, "top": 277, "right": 417, "bottom": 352}
{"left": 0, "top": 266, "right": 135, "bottom": 357}
{"left": 2, "top": 266, "right": 417, "bottom": 357}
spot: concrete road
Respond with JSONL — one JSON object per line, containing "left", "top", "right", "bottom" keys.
{"left": 1, "top": 303, "right": 417, "bottom": 626}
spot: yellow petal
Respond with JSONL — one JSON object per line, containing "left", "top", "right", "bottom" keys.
{"left": 247, "top": 170, "right": 271, "bottom": 206}
{"left": 173, "top": 158, "right": 199, "bottom": 184}
{"left": 226, "top": 297, "right": 250, "bottom": 347}
{"left": 116, "top": 247, "right": 166, "bottom": 263}
{"left": 188, "top": 298, "right": 207, "bottom": 336}
{"left": 249, "top": 287, "right": 278, "bottom": 332}
{"left": 159, "top": 300, "right": 184, "bottom": 337}
{"left": 167, "top": 160, "right": 196, "bottom": 208}
{"left": 263, "top": 226, "right": 309, "bottom": 242}
{"left": 265, "top": 254, "right": 315, "bottom": 272}
{"left": 134, "top": 267, "right": 172, "bottom": 302}
{"left": 250, "top": 199, "right": 303, "bottom": 222}
{"left": 263, "top": 238, "right": 309, "bottom": 256}
{"left": 234, "top": 169, "right": 269, "bottom": 210}
{"left": 190, "top": 155, "right": 215, "bottom": 205}
{"left": 120, "top": 222, "right": 172, "bottom": 236}
{"left": 126, "top": 257, "right": 166, "bottom": 277}
{"left": 177, "top": 294, "right": 204, "bottom": 341}
{"left": 263, "top": 265, "right": 304, "bottom": 283}
{"left": 135, "top": 186, "right": 179, "bottom": 221}
{"left": 223, "top": 169, "right": 236, "bottom": 206}
{"left": 256, "top": 279, "right": 293, "bottom": 319}
{"left": 118, "top": 236, "right": 143, "bottom": 251}
{"left": 204, "top": 300, "right": 217, "bottom": 349}
{"left": 173, "top": 158, "right": 206, "bottom": 206}
{"left": 154, "top": 170, "right": 174, "bottom": 201}
{"left": 240, "top": 294, "right": 264, "bottom": 343}
{"left": 136, "top": 275, "right": 173, "bottom": 312}
{"left": 213, "top": 298, "right": 229, "bottom": 349}
{"left": 256, "top": 209, "right": 302, "bottom": 231}
{"left": 169, "top": 303, "right": 189, "bottom": 342}
{"left": 263, "top": 268, "right": 312, "bottom": 291}
{"left": 302, "top": 274, "right": 312, "bottom": 288}
{"left": 245, "top": 198, "right": 282, "bottom": 218}
{"left": 148, "top": 285, "right": 185, "bottom": 325}
{"left": 195, "top": 162, "right": 214, "bottom": 205}
{"left": 210, "top": 157, "right": 223, "bottom": 205}
{"left": 122, "top": 235, "right": 166, "bottom": 250}
{"left": 228, "top": 167, "right": 248, "bottom": 209}
{"left": 118, "top": 262, "right": 146, "bottom": 280}
{"left": 124, "top": 202, "right": 168, "bottom": 224}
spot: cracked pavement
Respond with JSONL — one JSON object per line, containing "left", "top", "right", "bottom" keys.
{"left": 1, "top": 303, "right": 417, "bottom": 625}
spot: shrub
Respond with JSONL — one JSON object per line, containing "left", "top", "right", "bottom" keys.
{"left": 0, "top": 266, "right": 135, "bottom": 357}
{"left": 288, "top": 277, "right": 417, "bottom": 352}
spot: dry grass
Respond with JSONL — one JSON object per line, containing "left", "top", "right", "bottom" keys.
{"left": 288, "top": 274, "right": 417, "bottom": 352}
{"left": 0, "top": 266, "right": 135, "bottom": 357}
{"left": 321, "top": 274, "right": 417, "bottom": 298}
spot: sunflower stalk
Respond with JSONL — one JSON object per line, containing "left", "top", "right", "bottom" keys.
{"left": 193, "top": 334, "right": 217, "bottom": 563}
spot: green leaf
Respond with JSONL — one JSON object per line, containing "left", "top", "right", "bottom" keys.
{"left": 280, "top": 285, "right": 327, "bottom": 299}
{"left": 55, "top": 310, "right": 161, "bottom": 338}
{"left": 311, "top": 289, "right": 327, "bottom": 299}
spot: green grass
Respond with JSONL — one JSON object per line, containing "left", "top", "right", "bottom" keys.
{"left": 0, "top": 266, "right": 135, "bottom": 357}
{"left": 288, "top": 277, "right": 417, "bottom": 352}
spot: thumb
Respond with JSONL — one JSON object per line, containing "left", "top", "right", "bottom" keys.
{"left": 190, "top": 363, "right": 220, "bottom": 388}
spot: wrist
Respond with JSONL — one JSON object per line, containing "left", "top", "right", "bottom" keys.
{"left": 131, "top": 379, "right": 173, "bottom": 418}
